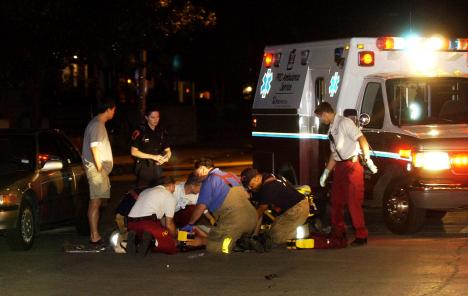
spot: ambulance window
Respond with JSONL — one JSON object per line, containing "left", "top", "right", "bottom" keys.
{"left": 361, "top": 83, "right": 384, "bottom": 129}
{"left": 315, "top": 78, "right": 325, "bottom": 106}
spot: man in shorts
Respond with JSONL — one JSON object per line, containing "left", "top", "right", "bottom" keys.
{"left": 82, "top": 98, "right": 116, "bottom": 244}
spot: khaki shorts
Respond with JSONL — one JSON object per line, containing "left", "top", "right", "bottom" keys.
{"left": 206, "top": 186, "right": 257, "bottom": 253}
{"left": 269, "top": 198, "right": 310, "bottom": 244}
{"left": 85, "top": 164, "right": 111, "bottom": 199}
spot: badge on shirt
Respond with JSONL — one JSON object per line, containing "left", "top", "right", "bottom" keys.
{"left": 131, "top": 130, "right": 140, "bottom": 140}
{"left": 143, "top": 137, "right": 150, "bottom": 143}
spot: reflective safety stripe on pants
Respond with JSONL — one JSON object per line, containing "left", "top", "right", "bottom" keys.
{"left": 330, "top": 161, "right": 368, "bottom": 239}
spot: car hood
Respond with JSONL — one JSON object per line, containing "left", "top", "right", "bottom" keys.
{"left": 401, "top": 124, "right": 468, "bottom": 139}
{"left": 0, "top": 172, "right": 30, "bottom": 189}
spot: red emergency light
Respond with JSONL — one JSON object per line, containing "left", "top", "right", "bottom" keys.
{"left": 358, "top": 51, "right": 374, "bottom": 66}
{"left": 264, "top": 53, "right": 273, "bottom": 68}
{"left": 376, "top": 37, "right": 394, "bottom": 50}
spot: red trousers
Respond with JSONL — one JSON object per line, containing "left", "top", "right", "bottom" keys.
{"left": 173, "top": 205, "right": 196, "bottom": 228}
{"left": 127, "top": 220, "right": 177, "bottom": 254}
{"left": 331, "top": 160, "right": 368, "bottom": 239}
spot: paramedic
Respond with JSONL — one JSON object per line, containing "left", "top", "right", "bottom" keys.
{"left": 315, "top": 102, "right": 378, "bottom": 247}
{"left": 240, "top": 168, "right": 309, "bottom": 245}
{"left": 126, "top": 176, "right": 177, "bottom": 255}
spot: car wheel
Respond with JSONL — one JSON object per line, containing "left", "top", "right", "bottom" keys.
{"left": 383, "top": 178, "right": 425, "bottom": 234}
{"left": 7, "top": 202, "right": 35, "bottom": 251}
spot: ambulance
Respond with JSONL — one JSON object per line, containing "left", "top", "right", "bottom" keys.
{"left": 251, "top": 36, "right": 468, "bottom": 234}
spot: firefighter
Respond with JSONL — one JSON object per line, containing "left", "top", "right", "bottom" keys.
{"left": 315, "top": 102, "right": 378, "bottom": 247}
{"left": 181, "top": 158, "right": 257, "bottom": 253}
{"left": 130, "top": 106, "right": 171, "bottom": 188}
{"left": 240, "top": 168, "right": 309, "bottom": 246}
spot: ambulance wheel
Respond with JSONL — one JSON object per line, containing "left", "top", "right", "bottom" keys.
{"left": 383, "top": 178, "right": 425, "bottom": 234}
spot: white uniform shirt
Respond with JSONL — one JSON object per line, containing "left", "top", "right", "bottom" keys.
{"left": 128, "top": 185, "right": 176, "bottom": 219}
{"left": 329, "top": 115, "right": 363, "bottom": 161}
{"left": 173, "top": 183, "right": 199, "bottom": 212}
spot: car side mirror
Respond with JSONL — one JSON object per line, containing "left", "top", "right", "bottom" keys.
{"left": 40, "top": 159, "right": 63, "bottom": 172}
{"left": 359, "top": 113, "right": 371, "bottom": 126}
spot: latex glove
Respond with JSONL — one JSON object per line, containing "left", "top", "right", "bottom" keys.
{"left": 180, "top": 224, "right": 194, "bottom": 233}
{"left": 320, "top": 168, "right": 330, "bottom": 187}
{"left": 365, "top": 157, "right": 378, "bottom": 174}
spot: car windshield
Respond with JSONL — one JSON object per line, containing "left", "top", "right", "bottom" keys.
{"left": 0, "top": 135, "right": 35, "bottom": 174}
{"left": 386, "top": 77, "right": 468, "bottom": 125}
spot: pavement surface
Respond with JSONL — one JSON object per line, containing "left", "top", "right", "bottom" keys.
{"left": 1, "top": 147, "right": 468, "bottom": 296}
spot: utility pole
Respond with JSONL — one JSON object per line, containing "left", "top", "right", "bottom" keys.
{"left": 137, "top": 49, "right": 148, "bottom": 124}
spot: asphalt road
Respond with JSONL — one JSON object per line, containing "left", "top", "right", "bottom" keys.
{"left": 1, "top": 167, "right": 467, "bottom": 296}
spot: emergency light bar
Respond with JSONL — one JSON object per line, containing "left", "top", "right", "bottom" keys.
{"left": 376, "top": 36, "right": 468, "bottom": 52}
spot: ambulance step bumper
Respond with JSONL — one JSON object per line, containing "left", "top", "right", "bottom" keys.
{"left": 409, "top": 185, "right": 468, "bottom": 210}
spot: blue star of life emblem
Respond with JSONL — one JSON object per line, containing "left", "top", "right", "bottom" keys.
{"left": 260, "top": 69, "right": 273, "bottom": 98}
{"left": 329, "top": 72, "right": 340, "bottom": 97}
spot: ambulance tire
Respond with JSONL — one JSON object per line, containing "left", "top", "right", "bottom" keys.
{"left": 382, "top": 178, "right": 425, "bottom": 234}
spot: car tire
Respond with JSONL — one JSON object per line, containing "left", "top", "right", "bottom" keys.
{"left": 382, "top": 178, "right": 425, "bottom": 234}
{"left": 7, "top": 202, "right": 36, "bottom": 251}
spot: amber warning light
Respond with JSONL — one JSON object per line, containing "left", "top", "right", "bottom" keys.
{"left": 264, "top": 53, "right": 273, "bottom": 68}
{"left": 358, "top": 51, "right": 375, "bottom": 66}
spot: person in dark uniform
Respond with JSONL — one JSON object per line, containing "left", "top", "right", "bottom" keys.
{"left": 131, "top": 107, "right": 171, "bottom": 188}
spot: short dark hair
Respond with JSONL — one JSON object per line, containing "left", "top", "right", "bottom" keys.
{"left": 240, "top": 168, "right": 259, "bottom": 188}
{"left": 145, "top": 105, "right": 161, "bottom": 117}
{"left": 156, "top": 176, "right": 175, "bottom": 186}
{"left": 185, "top": 173, "right": 201, "bottom": 186}
{"left": 96, "top": 98, "right": 116, "bottom": 114}
{"left": 314, "top": 102, "right": 335, "bottom": 115}
{"left": 194, "top": 157, "right": 214, "bottom": 169}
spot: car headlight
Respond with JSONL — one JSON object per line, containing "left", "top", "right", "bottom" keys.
{"left": 413, "top": 151, "right": 450, "bottom": 171}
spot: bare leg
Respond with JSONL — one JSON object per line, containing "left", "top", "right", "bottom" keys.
{"left": 88, "top": 198, "right": 102, "bottom": 242}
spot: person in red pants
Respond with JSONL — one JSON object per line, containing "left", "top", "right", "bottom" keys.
{"left": 127, "top": 176, "right": 178, "bottom": 255}
{"left": 315, "top": 102, "right": 378, "bottom": 247}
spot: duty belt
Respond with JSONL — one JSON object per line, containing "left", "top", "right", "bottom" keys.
{"left": 127, "top": 214, "right": 158, "bottom": 222}
{"left": 337, "top": 155, "right": 359, "bottom": 163}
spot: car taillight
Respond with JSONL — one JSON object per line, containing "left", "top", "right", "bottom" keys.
{"left": 451, "top": 154, "right": 468, "bottom": 174}
{"left": 0, "top": 193, "right": 17, "bottom": 206}
{"left": 264, "top": 53, "right": 273, "bottom": 68}
{"left": 358, "top": 51, "right": 374, "bottom": 66}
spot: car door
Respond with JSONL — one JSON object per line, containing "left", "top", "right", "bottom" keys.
{"left": 54, "top": 133, "right": 88, "bottom": 221}
{"left": 36, "top": 131, "right": 73, "bottom": 224}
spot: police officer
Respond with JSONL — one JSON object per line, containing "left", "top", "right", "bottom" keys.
{"left": 131, "top": 107, "right": 171, "bottom": 188}
{"left": 315, "top": 102, "right": 377, "bottom": 247}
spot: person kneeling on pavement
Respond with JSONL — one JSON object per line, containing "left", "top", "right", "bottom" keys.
{"left": 241, "top": 168, "right": 310, "bottom": 246}
{"left": 173, "top": 173, "right": 202, "bottom": 228}
{"left": 127, "top": 176, "right": 178, "bottom": 255}
{"left": 181, "top": 158, "right": 257, "bottom": 253}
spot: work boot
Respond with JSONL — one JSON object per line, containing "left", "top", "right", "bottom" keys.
{"left": 350, "top": 237, "right": 367, "bottom": 247}
{"left": 126, "top": 231, "right": 137, "bottom": 255}
{"left": 249, "top": 236, "right": 265, "bottom": 253}
{"left": 234, "top": 234, "right": 251, "bottom": 252}
{"left": 259, "top": 233, "right": 273, "bottom": 252}
{"left": 138, "top": 232, "right": 153, "bottom": 257}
